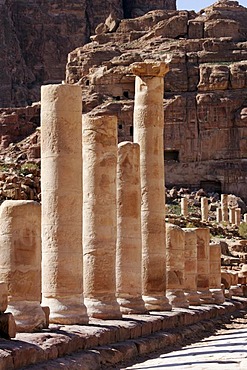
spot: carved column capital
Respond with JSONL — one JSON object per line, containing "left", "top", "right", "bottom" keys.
{"left": 130, "top": 61, "right": 169, "bottom": 77}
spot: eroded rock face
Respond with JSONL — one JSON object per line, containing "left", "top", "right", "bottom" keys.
{"left": 0, "top": 0, "right": 176, "bottom": 107}
{"left": 65, "top": 0, "right": 247, "bottom": 202}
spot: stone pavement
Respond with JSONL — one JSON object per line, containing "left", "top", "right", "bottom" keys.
{"left": 0, "top": 299, "right": 247, "bottom": 369}
{"left": 125, "top": 326, "right": 247, "bottom": 369}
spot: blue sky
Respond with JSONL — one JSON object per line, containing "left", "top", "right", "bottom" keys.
{"left": 177, "top": 0, "right": 247, "bottom": 12}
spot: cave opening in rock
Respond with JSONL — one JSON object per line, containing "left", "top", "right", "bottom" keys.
{"left": 200, "top": 180, "right": 222, "bottom": 194}
{"left": 164, "top": 150, "right": 179, "bottom": 162}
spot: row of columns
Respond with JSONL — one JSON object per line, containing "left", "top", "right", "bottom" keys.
{"left": 0, "top": 62, "right": 225, "bottom": 331}
{"left": 0, "top": 199, "right": 225, "bottom": 331}
{"left": 181, "top": 196, "right": 245, "bottom": 226}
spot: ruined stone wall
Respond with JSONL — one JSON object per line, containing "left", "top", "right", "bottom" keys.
{"left": 0, "top": 0, "right": 176, "bottom": 107}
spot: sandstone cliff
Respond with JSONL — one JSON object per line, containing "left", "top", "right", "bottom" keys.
{"left": 65, "top": 0, "right": 247, "bottom": 201}
{"left": 0, "top": 0, "right": 176, "bottom": 107}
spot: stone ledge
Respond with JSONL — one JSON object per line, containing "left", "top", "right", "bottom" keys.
{"left": 0, "top": 298, "right": 246, "bottom": 370}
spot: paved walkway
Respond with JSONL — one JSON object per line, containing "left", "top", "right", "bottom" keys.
{"left": 125, "top": 327, "right": 247, "bottom": 369}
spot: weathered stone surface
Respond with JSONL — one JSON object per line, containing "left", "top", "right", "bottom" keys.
{"left": 0, "top": 282, "right": 8, "bottom": 313}
{"left": 82, "top": 113, "right": 122, "bottom": 320}
{"left": 0, "top": 200, "right": 46, "bottom": 332}
{"left": 132, "top": 61, "right": 171, "bottom": 312}
{"left": 116, "top": 142, "right": 146, "bottom": 314}
{"left": 41, "top": 84, "right": 88, "bottom": 325}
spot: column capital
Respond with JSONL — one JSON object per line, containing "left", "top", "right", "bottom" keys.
{"left": 130, "top": 60, "right": 169, "bottom": 77}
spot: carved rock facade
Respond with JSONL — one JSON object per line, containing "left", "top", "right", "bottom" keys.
{"left": 65, "top": 0, "right": 247, "bottom": 202}
{"left": 0, "top": 0, "right": 176, "bottom": 107}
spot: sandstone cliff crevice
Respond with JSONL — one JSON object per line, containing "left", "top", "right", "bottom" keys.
{"left": 0, "top": 0, "right": 176, "bottom": 107}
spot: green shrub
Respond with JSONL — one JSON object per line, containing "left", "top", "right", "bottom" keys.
{"left": 20, "top": 163, "right": 39, "bottom": 175}
{"left": 239, "top": 222, "right": 247, "bottom": 239}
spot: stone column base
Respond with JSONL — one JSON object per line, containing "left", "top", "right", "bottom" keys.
{"left": 166, "top": 289, "right": 189, "bottom": 308}
{"left": 210, "top": 289, "right": 225, "bottom": 304}
{"left": 229, "top": 285, "right": 243, "bottom": 297}
{"left": 42, "top": 296, "right": 88, "bottom": 325}
{"left": 117, "top": 296, "right": 147, "bottom": 314}
{"left": 197, "top": 289, "right": 214, "bottom": 304}
{"left": 143, "top": 295, "right": 172, "bottom": 311}
{"left": 0, "top": 313, "right": 16, "bottom": 338}
{"left": 84, "top": 297, "right": 122, "bottom": 319}
{"left": 184, "top": 290, "right": 201, "bottom": 306}
{"left": 7, "top": 301, "right": 46, "bottom": 332}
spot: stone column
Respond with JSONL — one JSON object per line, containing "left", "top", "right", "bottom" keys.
{"left": 181, "top": 198, "right": 189, "bottom": 217}
{"left": 216, "top": 207, "right": 222, "bottom": 223}
{"left": 0, "top": 200, "right": 46, "bottom": 332}
{"left": 83, "top": 113, "right": 121, "bottom": 319}
{"left": 41, "top": 84, "right": 88, "bottom": 324}
{"left": 116, "top": 142, "right": 146, "bottom": 314}
{"left": 0, "top": 282, "right": 16, "bottom": 338}
{"left": 235, "top": 208, "right": 241, "bottom": 226}
{"left": 201, "top": 197, "right": 208, "bottom": 222}
{"left": 221, "top": 194, "right": 228, "bottom": 222}
{"left": 183, "top": 228, "right": 201, "bottom": 305}
{"left": 209, "top": 243, "right": 225, "bottom": 304}
{"left": 194, "top": 228, "right": 214, "bottom": 304}
{"left": 131, "top": 61, "right": 171, "bottom": 311}
{"left": 229, "top": 208, "right": 236, "bottom": 225}
{"left": 166, "top": 224, "right": 189, "bottom": 308}
{"left": 244, "top": 214, "right": 247, "bottom": 223}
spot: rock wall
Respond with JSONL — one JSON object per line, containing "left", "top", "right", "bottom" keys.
{"left": 65, "top": 0, "right": 247, "bottom": 202}
{"left": 0, "top": 0, "right": 176, "bottom": 108}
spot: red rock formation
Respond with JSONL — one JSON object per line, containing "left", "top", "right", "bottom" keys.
{"left": 65, "top": 0, "right": 247, "bottom": 202}
{"left": 0, "top": 0, "right": 176, "bottom": 107}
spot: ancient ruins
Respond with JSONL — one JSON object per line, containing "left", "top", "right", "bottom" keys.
{"left": 1, "top": 59, "right": 247, "bottom": 337}
{"left": 0, "top": 0, "right": 246, "bottom": 369}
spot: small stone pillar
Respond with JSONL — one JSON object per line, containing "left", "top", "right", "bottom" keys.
{"left": 0, "top": 282, "right": 16, "bottom": 338}
{"left": 116, "top": 142, "right": 146, "bottom": 314}
{"left": 216, "top": 207, "right": 222, "bottom": 223}
{"left": 0, "top": 200, "right": 46, "bottom": 332}
{"left": 209, "top": 243, "right": 225, "bottom": 304}
{"left": 235, "top": 208, "right": 241, "bottom": 226}
{"left": 229, "top": 207, "right": 236, "bottom": 225}
{"left": 41, "top": 84, "right": 88, "bottom": 324}
{"left": 183, "top": 228, "right": 201, "bottom": 305}
{"left": 201, "top": 197, "right": 208, "bottom": 222}
{"left": 244, "top": 214, "right": 247, "bottom": 223}
{"left": 221, "top": 194, "right": 228, "bottom": 222}
{"left": 131, "top": 61, "right": 171, "bottom": 311}
{"left": 83, "top": 113, "right": 121, "bottom": 319}
{"left": 181, "top": 198, "right": 189, "bottom": 217}
{"left": 166, "top": 224, "right": 189, "bottom": 308}
{"left": 194, "top": 228, "right": 214, "bottom": 304}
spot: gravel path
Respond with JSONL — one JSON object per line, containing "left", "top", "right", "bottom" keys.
{"left": 108, "top": 310, "right": 247, "bottom": 370}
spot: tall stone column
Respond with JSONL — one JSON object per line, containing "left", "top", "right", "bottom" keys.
{"left": 216, "top": 208, "right": 222, "bottom": 223}
{"left": 41, "top": 84, "right": 88, "bottom": 324}
{"left": 131, "top": 61, "right": 171, "bottom": 311}
{"left": 116, "top": 142, "right": 146, "bottom": 314}
{"left": 201, "top": 197, "right": 208, "bottom": 222}
{"left": 183, "top": 228, "right": 200, "bottom": 305}
{"left": 83, "top": 113, "right": 121, "bottom": 319}
{"left": 221, "top": 194, "right": 228, "bottom": 222}
{"left": 235, "top": 208, "right": 241, "bottom": 226}
{"left": 166, "top": 224, "right": 189, "bottom": 308}
{"left": 244, "top": 214, "right": 247, "bottom": 223}
{"left": 229, "top": 208, "right": 236, "bottom": 225}
{"left": 194, "top": 228, "right": 214, "bottom": 304}
{"left": 181, "top": 198, "right": 188, "bottom": 217}
{"left": 209, "top": 243, "right": 225, "bottom": 304}
{"left": 0, "top": 200, "right": 46, "bottom": 332}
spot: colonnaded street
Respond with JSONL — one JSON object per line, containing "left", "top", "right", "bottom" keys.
{"left": 118, "top": 314, "right": 247, "bottom": 370}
